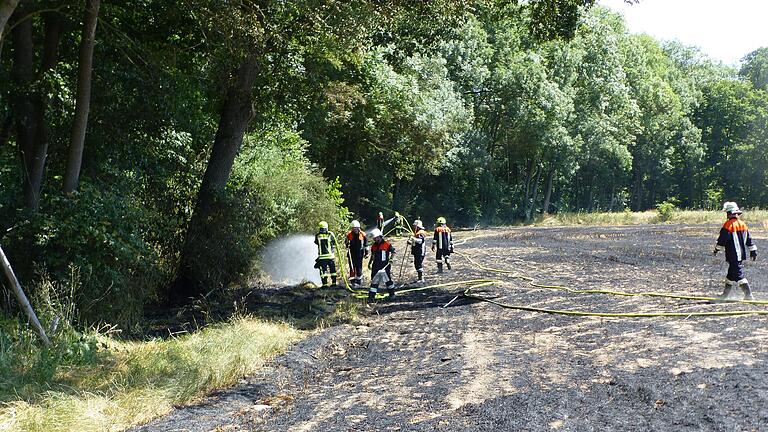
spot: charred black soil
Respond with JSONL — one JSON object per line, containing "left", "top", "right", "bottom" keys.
{"left": 134, "top": 224, "right": 768, "bottom": 431}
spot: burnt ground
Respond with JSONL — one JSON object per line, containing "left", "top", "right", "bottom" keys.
{"left": 134, "top": 224, "right": 768, "bottom": 432}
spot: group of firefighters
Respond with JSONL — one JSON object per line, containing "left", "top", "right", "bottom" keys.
{"left": 314, "top": 214, "right": 453, "bottom": 300}
{"left": 315, "top": 201, "right": 760, "bottom": 302}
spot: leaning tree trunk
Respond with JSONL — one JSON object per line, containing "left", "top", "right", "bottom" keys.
{"left": 0, "top": 0, "right": 20, "bottom": 53}
{"left": 63, "top": 0, "right": 100, "bottom": 194}
{"left": 171, "top": 52, "right": 259, "bottom": 303}
{"left": 24, "top": 13, "right": 63, "bottom": 210}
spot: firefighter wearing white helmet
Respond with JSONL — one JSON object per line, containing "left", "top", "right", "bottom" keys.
{"left": 367, "top": 228, "right": 396, "bottom": 300}
{"left": 714, "top": 202, "right": 757, "bottom": 300}
{"left": 407, "top": 219, "right": 428, "bottom": 282}
{"left": 432, "top": 216, "right": 453, "bottom": 273}
{"left": 314, "top": 221, "right": 337, "bottom": 288}
{"left": 344, "top": 220, "right": 368, "bottom": 287}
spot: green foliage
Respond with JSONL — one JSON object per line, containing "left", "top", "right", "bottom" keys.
{"left": 655, "top": 199, "right": 679, "bottom": 222}
{"left": 2, "top": 183, "right": 167, "bottom": 327}
{"left": 180, "top": 127, "right": 349, "bottom": 291}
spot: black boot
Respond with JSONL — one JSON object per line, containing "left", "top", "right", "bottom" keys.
{"left": 331, "top": 277, "right": 337, "bottom": 288}
{"left": 387, "top": 287, "right": 395, "bottom": 299}
{"left": 321, "top": 277, "right": 328, "bottom": 289}
{"left": 437, "top": 263, "right": 443, "bottom": 273}
{"left": 417, "top": 270, "right": 424, "bottom": 283}
{"left": 368, "top": 291, "right": 376, "bottom": 301}
{"left": 445, "top": 258, "right": 452, "bottom": 270}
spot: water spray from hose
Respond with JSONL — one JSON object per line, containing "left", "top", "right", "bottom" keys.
{"left": 260, "top": 234, "right": 321, "bottom": 285}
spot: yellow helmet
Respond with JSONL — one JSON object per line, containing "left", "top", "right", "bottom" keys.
{"left": 436, "top": 216, "right": 446, "bottom": 224}
{"left": 318, "top": 221, "right": 329, "bottom": 230}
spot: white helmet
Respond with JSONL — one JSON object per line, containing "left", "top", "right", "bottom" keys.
{"left": 413, "top": 219, "right": 424, "bottom": 229}
{"left": 722, "top": 201, "right": 742, "bottom": 214}
{"left": 369, "top": 228, "right": 383, "bottom": 238}
{"left": 350, "top": 220, "right": 361, "bottom": 229}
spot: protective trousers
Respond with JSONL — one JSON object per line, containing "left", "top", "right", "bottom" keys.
{"left": 317, "top": 258, "right": 337, "bottom": 287}
{"left": 413, "top": 254, "right": 425, "bottom": 281}
{"left": 436, "top": 250, "right": 451, "bottom": 272}
{"left": 348, "top": 252, "right": 365, "bottom": 286}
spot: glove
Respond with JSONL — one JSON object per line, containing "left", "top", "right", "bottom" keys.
{"left": 751, "top": 250, "right": 757, "bottom": 261}
{"left": 407, "top": 237, "right": 413, "bottom": 245}
{"left": 313, "top": 259, "right": 320, "bottom": 269}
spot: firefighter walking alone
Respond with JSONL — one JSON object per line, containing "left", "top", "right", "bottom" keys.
{"left": 368, "top": 228, "right": 396, "bottom": 300}
{"left": 408, "top": 219, "right": 428, "bottom": 283}
{"left": 314, "top": 221, "right": 337, "bottom": 288}
{"left": 714, "top": 202, "right": 757, "bottom": 300}
{"left": 345, "top": 220, "right": 368, "bottom": 287}
{"left": 432, "top": 216, "right": 453, "bottom": 273}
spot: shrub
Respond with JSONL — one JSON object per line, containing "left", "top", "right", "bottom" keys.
{"left": 179, "top": 127, "right": 349, "bottom": 291}
{"left": 656, "top": 199, "right": 679, "bottom": 222}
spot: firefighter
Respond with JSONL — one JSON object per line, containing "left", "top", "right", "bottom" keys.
{"left": 408, "top": 219, "right": 428, "bottom": 283}
{"left": 344, "top": 220, "right": 368, "bottom": 287}
{"left": 368, "top": 228, "right": 396, "bottom": 300}
{"left": 714, "top": 202, "right": 757, "bottom": 300}
{"left": 314, "top": 221, "right": 337, "bottom": 288}
{"left": 394, "top": 211, "right": 405, "bottom": 236}
{"left": 376, "top": 212, "right": 384, "bottom": 231}
{"left": 432, "top": 216, "right": 453, "bottom": 273}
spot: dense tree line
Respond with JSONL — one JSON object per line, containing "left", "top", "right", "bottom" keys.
{"left": 1, "top": 0, "right": 766, "bottom": 325}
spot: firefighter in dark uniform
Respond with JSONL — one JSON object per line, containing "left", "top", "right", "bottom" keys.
{"left": 408, "top": 219, "right": 428, "bottom": 283}
{"left": 345, "top": 220, "right": 368, "bottom": 287}
{"left": 714, "top": 202, "right": 757, "bottom": 300}
{"left": 368, "top": 228, "right": 396, "bottom": 300}
{"left": 314, "top": 221, "right": 337, "bottom": 288}
{"left": 432, "top": 216, "right": 453, "bottom": 273}
{"left": 376, "top": 212, "right": 384, "bottom": 231}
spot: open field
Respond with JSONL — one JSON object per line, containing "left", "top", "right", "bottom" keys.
{"left": 135, "top": 223, "right": 768, "bottom": 431}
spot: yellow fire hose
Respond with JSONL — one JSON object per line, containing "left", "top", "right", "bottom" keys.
{"left": 323, "top": 214, "right": 767, "bottom": 316}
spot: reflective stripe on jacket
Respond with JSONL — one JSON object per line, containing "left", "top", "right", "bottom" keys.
{"left": 315, "top": 232, "right": 336, "bottom": 259}
{"left": 433, "top": 226, "right": 452, "bottom": 252}
{"left": 716, "top": 218, "right": 756, "bottom": 262}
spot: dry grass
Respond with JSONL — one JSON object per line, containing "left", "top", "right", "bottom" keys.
{"left": 536, "top": 209, "right": 768, "bottom": 228}
{"left": 0, "top": 317, "right": 302, "bottom": 432}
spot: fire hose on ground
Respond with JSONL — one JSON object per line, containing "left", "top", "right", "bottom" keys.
{"left": 326, "top": 214, "right": 768, "bottom": 317}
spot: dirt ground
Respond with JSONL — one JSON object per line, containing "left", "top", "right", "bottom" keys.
{"left": 134, "top": 224, "right": 768, "bottom": 432}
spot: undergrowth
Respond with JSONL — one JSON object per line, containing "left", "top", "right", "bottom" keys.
{"left": 0, "top": 273, "right": 308, "bottom": 432}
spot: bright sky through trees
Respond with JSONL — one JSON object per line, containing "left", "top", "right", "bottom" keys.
{"left": 599, "top": 0, "right": 768, "bottom": 65}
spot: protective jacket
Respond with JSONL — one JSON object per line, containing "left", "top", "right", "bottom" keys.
{"left": 370, "top": 240, "right": 395, "bottom": 274}
{"left": 716, "top": 217, "right": 756, "bottom": 263}
{"left": 411, "top": 229, "right": 427, "bottom": 257}
{"left": 433, "top": 225, "right": 453, "bottom": 254}
{"left": 315, "top": 231, "right": 336, "bottom": 260}
{"left": 345, "top": 230, "right": 368, "bottom": 256}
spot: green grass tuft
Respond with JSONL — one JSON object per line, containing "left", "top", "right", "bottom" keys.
{"left": 0, "top": 317, "right": 302, "bottom": 432}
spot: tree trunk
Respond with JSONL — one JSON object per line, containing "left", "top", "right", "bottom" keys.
{"left": 63, "top": 0, "right": 100, "bottom": 194}
{"left": 526, "top": 165, "right": 542, "bottom": 221}
{"left": 24, "top": 13, "right": 63, "bottom": 210}
{"left": 542, "top": 167, "right": 555, "bottom": 215}
{"left": 171, "top": 52, "right": 259, "bottom": 303}
{"left": 0, "top": 112, "right": 12, "bottom": 148}
{"left": 0, "top": 0, "right": 19, "bottom": 50}
{"left": 10, "top": 17, "right": 35, "bottom": 197}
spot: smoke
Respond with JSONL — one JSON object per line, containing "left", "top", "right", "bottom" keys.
{"left": 259, "top": 234, "right": 322, "bottom": 285}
